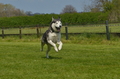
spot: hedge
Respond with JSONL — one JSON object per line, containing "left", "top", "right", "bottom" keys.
{"left": 0, "top": 12, "right": 109, "bottom": 28}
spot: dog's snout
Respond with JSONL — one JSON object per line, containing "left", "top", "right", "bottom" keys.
{"left": 59, "top": 25, "right": 62, "bottom": 28}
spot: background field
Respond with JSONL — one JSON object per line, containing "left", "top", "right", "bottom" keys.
{"left": 1, "top": 24, "right": 120, "bottom": 35}
{"left": 0, "top": 41, "right": 120, "bottom": 79}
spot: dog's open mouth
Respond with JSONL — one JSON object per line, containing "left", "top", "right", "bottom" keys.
{"left": 56, "top": 27, "right": 61, "bottom": 31}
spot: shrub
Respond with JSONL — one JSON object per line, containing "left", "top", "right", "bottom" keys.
{"left": 0, "top": 12, "right": 109, "bottom": 28}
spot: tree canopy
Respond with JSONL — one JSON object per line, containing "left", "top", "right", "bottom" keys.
{"left": 61, "top": 5, "right": 77, "bottom": 14}
{"left": 0, "top": 3, "right": 26, "bottom": 17}
{"left": 84, "top": 0, "right": 120, "bottom": 22}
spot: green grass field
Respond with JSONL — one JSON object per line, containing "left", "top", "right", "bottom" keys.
{"left": 0, "top": 25, "right": 120, "bottom": 79}
{"left": 0, "top": 39, "right": 120, "bottom": 79}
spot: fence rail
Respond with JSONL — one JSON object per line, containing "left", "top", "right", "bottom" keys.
{"left": 1, "top": 33, "right": 120, "bottom": 36}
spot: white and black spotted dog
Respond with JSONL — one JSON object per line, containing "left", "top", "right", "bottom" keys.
{"left": 41, "top": 17, "right": 63, "bottom": 58}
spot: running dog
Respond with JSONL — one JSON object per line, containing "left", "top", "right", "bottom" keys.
{"left": 41, "top": 17, "right": 63, "bottom": 58}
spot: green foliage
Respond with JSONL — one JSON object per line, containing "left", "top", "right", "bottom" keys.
{"left": 103, "top": 1, "right": 114, "bottom": 12}
{"left": 103, "top": 0, "right": 120, "bottom": 22}
{"left": 0, "top": 12, "right": 109, "bottom": 28}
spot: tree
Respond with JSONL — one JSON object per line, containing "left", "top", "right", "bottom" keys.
{"left": 83, "top": 5, "right": 92, "bottom": 12}
{"left": 13, "top": 9, "right": 26, "bottom": 16}
{"left": 0, "top": 3, "right": 5, "bottom": 17}
{"left": 0, "top": 3, "right": 26, "bottom": 17}
{"left": 84, "top": 0, "right": 120, "bottom": 22}
{"left": 25, "top": 11, "right": 33, "bottom": 16}
{"left": 83, "top": 0, "right": 113, "bottom": 12}
{"left": 61, "top": 5, "right": 77, "bottom": 14}
{"left": 108, "top": 0, "right": 120, "bottom": 21}
{"left": 83, "top": 0, "right": 102, "bottom": 12}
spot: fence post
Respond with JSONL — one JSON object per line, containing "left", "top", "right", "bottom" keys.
{"left": 36, "top": 25, "right": 40, "bottom": 38}
{"left": 39, "top": 24, "right": 41, "bottom": 35}
{"left": 40, "top": 27, "right": 41, "bottom": 35}
{"left": 65, "top": 23, "right": 68, "bottom": 40}
{"left": 105, "top": 20, "right": 110, "bottom": 40}
{"left": 2, "top": 27, "right": 4, "bottom": 39}
{"left": 19, "top": 26, "right": 22, "bottom": 39}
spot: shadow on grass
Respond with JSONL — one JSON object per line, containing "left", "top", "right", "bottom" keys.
{"left": 42, "top": 56, "right": 62, "bottom": 59}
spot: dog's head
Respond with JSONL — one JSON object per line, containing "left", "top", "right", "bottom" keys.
{"left": 51, "top": 17, "right": 62, "bottom": 32}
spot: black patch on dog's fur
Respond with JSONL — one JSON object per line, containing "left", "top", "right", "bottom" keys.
{"left": 42, "top": 30, "right": 50, "bottom": 44}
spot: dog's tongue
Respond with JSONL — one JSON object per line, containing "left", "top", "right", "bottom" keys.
{"left": 58, "top": 29, "right": 60, "bottom": 31}
{"left": 56, "top": 27, "right": 60, "bottom": 32}
{"left": 57, "top": 28, "right": 60, "bottom": 31}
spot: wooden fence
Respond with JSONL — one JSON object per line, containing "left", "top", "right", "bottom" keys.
{"left": 0, "top": 21, "right": 120, "bottom": 40}
{"left": 0, "top": 25, "right": 41, "bottom": 39}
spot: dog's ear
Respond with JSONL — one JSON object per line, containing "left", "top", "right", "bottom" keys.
{"left": 52, "top": 17, "right": 55, "bottom": 21}
{"left": 58, "top": 17, "right": 61, "bottom": 21}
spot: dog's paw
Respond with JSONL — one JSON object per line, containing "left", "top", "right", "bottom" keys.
{"left": 46, "top": 55, "right": 49, "bottom": 58}
{"left": 58, "top": 46, "right": 62, "bottom": 50}
{"left": 54, "top": 47, "right": 58, "bottom": 52}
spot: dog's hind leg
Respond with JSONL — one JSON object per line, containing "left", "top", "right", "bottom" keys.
{"left": 41, "top": 41, "right": 45, "bottom": 51}
{"left": 46, "top": 45, "right": 51, "bottom": 58}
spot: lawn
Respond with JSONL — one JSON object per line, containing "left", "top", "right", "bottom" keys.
{"left": 0, "top": 41, "right": 120, "bottom": 79}
{"left": 0, "top": 24, "right": 120, "bottom": 79}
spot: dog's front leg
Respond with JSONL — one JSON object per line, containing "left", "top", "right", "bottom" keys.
{"left": 48, "top": 40, "right": 58, "bottom": 52}
{"left": 57, "top": 41, "right": 63, "bottom": 50}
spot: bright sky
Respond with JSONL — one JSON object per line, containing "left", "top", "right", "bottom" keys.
{"left": 0, "top": 0, "right": 92, "bottom": 14}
